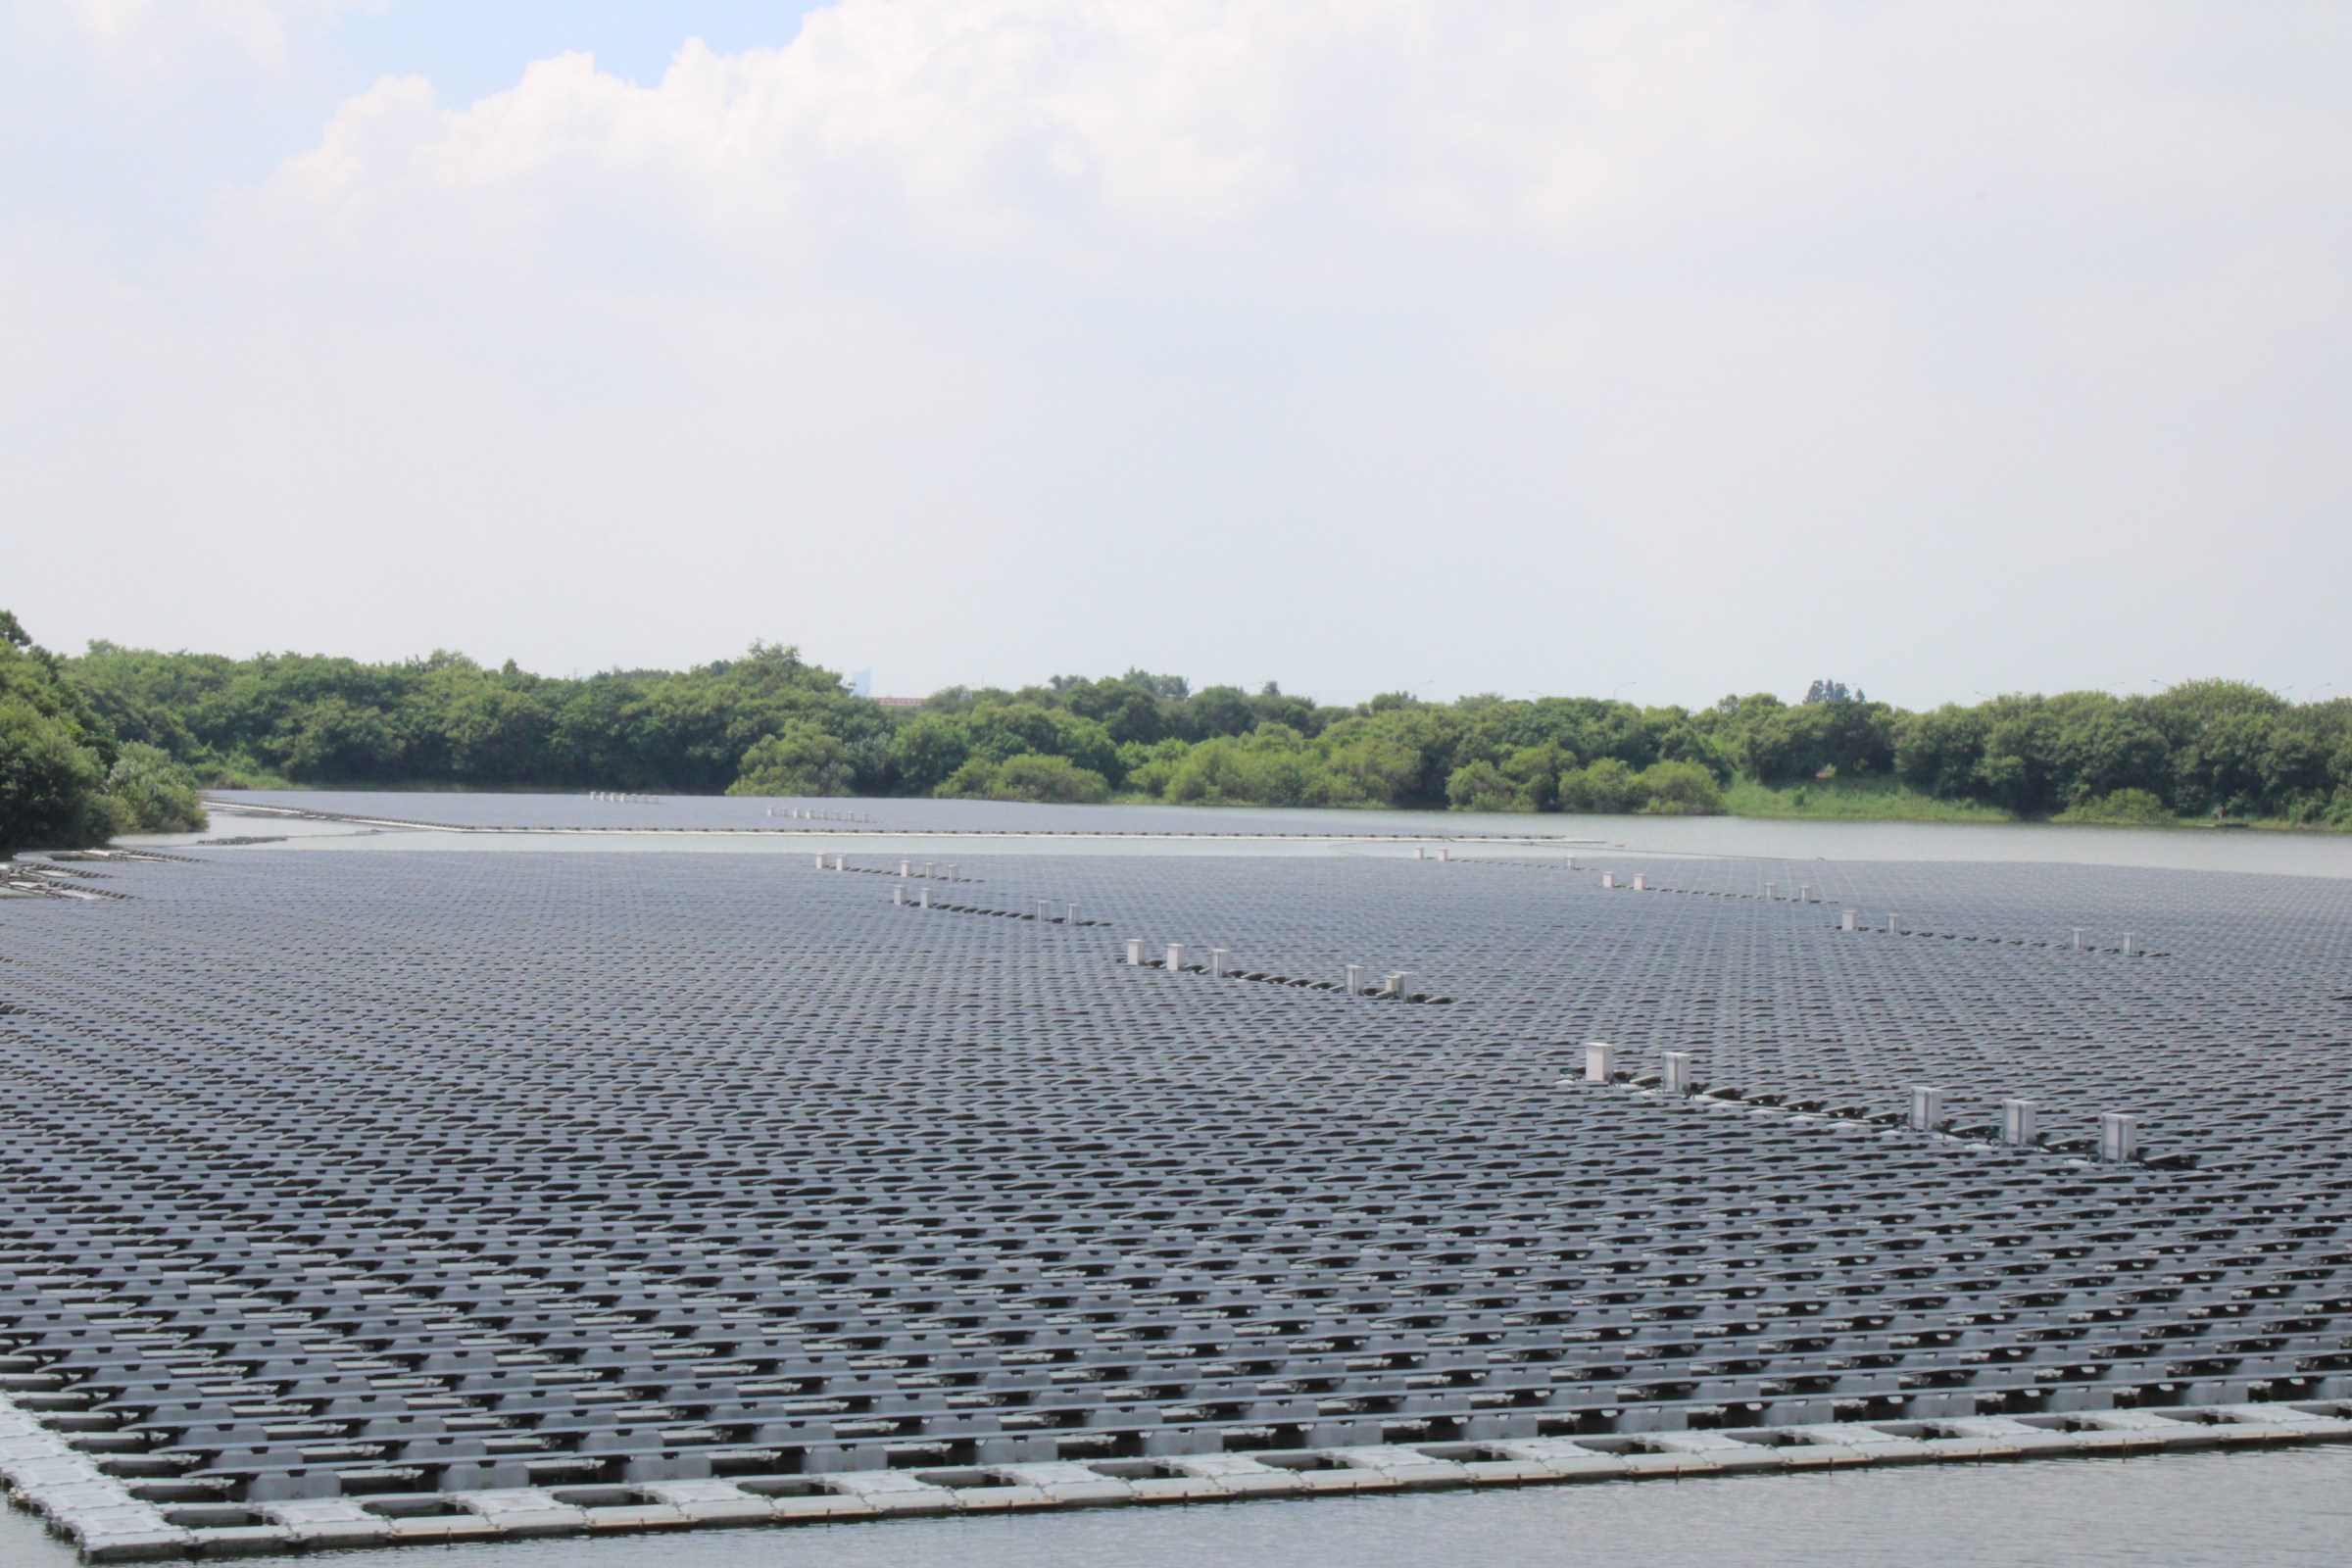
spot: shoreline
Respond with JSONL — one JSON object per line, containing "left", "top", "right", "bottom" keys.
{"left": 190, "top": 785, "right": 2347, "bottom": 838}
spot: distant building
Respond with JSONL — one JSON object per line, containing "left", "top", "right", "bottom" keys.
{"left": 877, "top": 696, "right": 926, "bottom": 710}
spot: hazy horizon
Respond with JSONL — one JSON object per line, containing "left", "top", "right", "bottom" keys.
{"left": 7, "top": 2, "right": 2349, "bottom": 710}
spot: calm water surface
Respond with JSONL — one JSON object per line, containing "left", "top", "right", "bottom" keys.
{"left": 166, "top": 792, "right": 2352, "bottom": 878}
{"left": 7, "top": 1447, "right": 2349, "bottom": 1567}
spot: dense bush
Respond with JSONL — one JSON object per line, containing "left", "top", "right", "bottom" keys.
{"left": 2058, "top": 788, "right": 2174, "bottom": 825}
{"left": 936, "top": 753, "right": 1112, "bottom": 804}
{"left": 1448, "top": 756, "right": 1724, "bottom": 815}
{"left": 1162, "top": 728, "right": 1323, "bottom": 808}
{"left": 1635, "top": 760, "right": 1727, "bottom": 815}
{"left": 103, "top": 742, "right": 210, "bottom": 833}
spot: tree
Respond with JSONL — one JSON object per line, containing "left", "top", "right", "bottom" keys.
{"left": 0, "top": 700, "right": 112, "bottom": 856}
{"left": 1162, "top": 727, "right": 1317, "bottom": 807}
{"left": 888, "top": 713, "right": 975, "bottom": 795}
{"left": 1117, "top": 737, "right": 1194, "bottom": 798}
{"left": 1119, "top": 669, "right": 1191, "bottom": 702}
{"left": 3, "top": 610, "right": 133, "bottom": 855}
{"left": 1182, "top": 685, "right": 1256, "bottom": 741}
{"left": 102, "top": 743, "right": 209, "bottom": 833}
{"left": 1446, "top": 760, "right": 1522, "bottom": 812}
{"left": 937, "top": 753, "right": 1111, "bottom": 804}
{"left": 46, "top": 637, "right": 2352, "bottom": 828}
{"left": 1498, "top": 745, "right": 1563, "bottom": 810}
{"left": 729, "top": 721, "right": 858, "bottom": 797}
{"left": 1059, "top": 677, "right": 1170, "bottom": 747}
{"left": 1637, "top": 760, "right": 1725, "bottom": 815}
{"left": 2045, "top": 697, "right": 2169, "bottom": 809}
{"left": 1740, "top": 701, "right": 1896, "bottom": 782}
{"left": 1315, "top": 707, "right": 1466, "bottom": 808}
{"left": 1557, "top": 758, "right": 1645, "bottom": 813}
{"left": 1893, "top": 705, "right": 1989, "bottom": 799}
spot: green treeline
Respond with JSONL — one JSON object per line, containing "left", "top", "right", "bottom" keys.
{"left": 0, "top": 612, "right": 206, "bottom": 857}
{"left": 71, "top": 637, "right": 882, "bottom": 798}
{"left": 21, "top": 623, "right": 2352, "bottom": 831}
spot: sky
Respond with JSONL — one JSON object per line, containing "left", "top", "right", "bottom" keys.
{"left": 4, "top": 1, "right": 2349, "bottom": 708}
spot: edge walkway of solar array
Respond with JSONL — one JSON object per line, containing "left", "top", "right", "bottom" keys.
{"left": 8, "top": 1388, "right": 2351, "bottom": 1560}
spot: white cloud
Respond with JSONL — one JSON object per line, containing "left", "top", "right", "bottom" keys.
{"left": 217, "top": 7, "right": 1331, "bottom": 277}
{"left": 204, "top": 3, "right": 2352, "bottom": 304}
{"left": 212, "top": 2, "right": 1867, "bottom": 280}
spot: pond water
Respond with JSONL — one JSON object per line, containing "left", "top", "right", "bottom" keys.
{"left": 168, "top": 791, "right": 2352, "bottom": 878}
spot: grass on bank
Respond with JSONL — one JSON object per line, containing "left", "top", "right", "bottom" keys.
{"left": 1720, "top": 779, "right": 2343, "bottom": 831}
{"left": 1720, "top": 776, "right": 2015, "bottom": 823}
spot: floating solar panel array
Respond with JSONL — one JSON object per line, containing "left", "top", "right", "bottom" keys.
{"left": 2, "top": 831, "right": 2351, "bottom": 1558}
